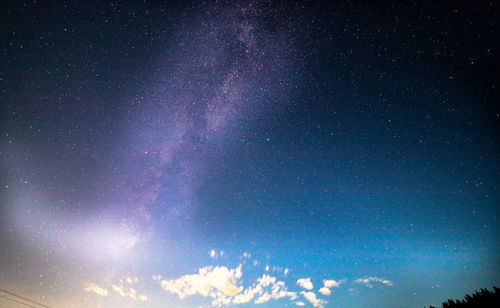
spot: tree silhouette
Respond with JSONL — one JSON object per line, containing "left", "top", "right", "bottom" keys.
{"left": 426, "top": 286, "right": 499, "bottom": 307}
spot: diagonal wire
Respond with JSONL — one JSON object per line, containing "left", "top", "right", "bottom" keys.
{"left": 0, "top": 288, "right": 50, "bottom": 308}
{"left": 0, "top": 293, "right": 42, "bottom": 308}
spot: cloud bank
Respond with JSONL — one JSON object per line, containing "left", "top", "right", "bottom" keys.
{"left": 159, "top": 265, "right": 243, "bottom": 299}
{"left": 157, "top": 266, "right": 298, "bottom": 307}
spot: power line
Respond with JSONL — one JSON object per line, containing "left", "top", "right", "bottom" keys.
{"left": 0, "top": 293, "right": 42, "bottom": 308}
{"left": 0, "top": 288, "right": 50, "bottom": 308}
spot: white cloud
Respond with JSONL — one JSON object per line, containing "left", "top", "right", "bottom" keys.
{"left": 300, "top": 291, "right": 326, "bottom": 307}
{"left": 152, "top": 275, "right": 162, "bottom": 281}
{"left": 130, "top": 288, "right": 139, "bottom": 300}
{"left": 301, "top": 291, "right": 325, "bottom": 307}
{"left": 284, "top": 268, "right": 289, "bottom": 275}
{"left": 259, "top": 274, "right": 276, "bottom": 287}
{"left": 296, "top": 301, "right": 305, "bottom": 306}
{"left": 125, "top": 277, "right": 138, "bottom": 284}
{"left": 159, "top": 269, "right": 297, "bottom": 307}
{"left": 318, "top": 287, "right": 331, "bottom": 296}
{"left": 323, "top": 279, "right": 342, "bottom": 288}
{"left": 255, "top": 292, "right": 272, "bottom": 304}
{"left": 231, "top": 274, "right": 296, "bottom": 305}
{"left": 159, "top": 265, "right": 243, "bottom": 299}
{"left": 209, "top": 250, "right": 224, "bottom": 258}
{"left": 297, "top": 278, "right": 313, "bottom": 290}
{"left": 233, "top": 274, "right": 297, "bottom": 304}
{"left": 318, "top": 279, "right": 343, "bottom": 296}
{"left": 269, "top": 281, "right": 297, "bottom": 301}
{"left": 265, "top": 265, "right": 270, "bottom": 271}
{"left": 354, "top": 277, "right": 393, "bottom": 288}
{"left": 84, "top": 283, "right": 108, "bottom": 296}
{"left": 112, "top": 284, "right": 126, "bottom": 297}
{"left": 211, "top": 293, "right": 233, "bottom": 307}
{"left": 112, "top": 283, "right": 149, "bottom": 301}
{"left": 231, "top": 282, "right": 264, "bottom": 304}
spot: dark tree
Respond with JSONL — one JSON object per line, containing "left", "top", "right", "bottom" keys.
{"left": 426, "top": 287, "right": 500, "bottom": 308}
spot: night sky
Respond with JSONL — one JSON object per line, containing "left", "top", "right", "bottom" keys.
{"left": 1, "top": 1, "right": 499, "bottom": 307}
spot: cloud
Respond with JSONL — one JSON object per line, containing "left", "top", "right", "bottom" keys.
{"left": 229, "top": 274, "right": 276, "bottom": 304}
{"left": 258, "top": 280, "right": 297, "bottom": 303}
{"left": 296, "top": 302, "right": 305, "bottom": 306}
{"left": 297, "top": 278, "right": 313, "bottom": 290}
{"left": 319, "top": 279, "right": 343, "bottom": 296}
{"left": 255, "top": 292, "right": 272, "bottom": 304}
{"left": 257, "top": 274, "right": 276, "bottom": 287}
{"left": 84, "top": 283, "right": 108, "bottom": 296}
{"left": 318, "top": 287, "right": 331, "bottom": 296}
{"left": 159, "top": 265, "right": 243, "bottom": 299}
{"left": 112, "top": 285, "right": 126, "bottom": 297}
{"left": 125, "top": 277, "right": 139, "bottom": 284}
{"left": 354, "top": 277, "right": 393, "bottom": 288}
{"left": 301, "top": 291, "right": 325, "bottom": 307}
{"left": 209, "top": 249, "right": 224, "bottom": 258}
{"left": 112, "top": 283, "right": 149, "bottom": 301}
{"left": 84, "top": 277, "right": 148, "bottom": 301}
{"left": 224, "top": 274, "right": 296, "bottom": 306}
{"left": 152, "top": 275, "right": 162, "bottom": 281}
{"left": 158, "top": 267, "right": 298, "bottom": 307}
{"left": 323, "top": 279, "right": 342, "bottom": 288}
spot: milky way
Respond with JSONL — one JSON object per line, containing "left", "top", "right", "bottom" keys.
{"left": 115, "top": 3, "right": 302, "bottom": 247}
{"left": 4, "top": 2, "right": 300, "bottom": 262}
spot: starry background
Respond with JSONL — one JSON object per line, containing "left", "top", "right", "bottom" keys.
{"left": 1, "top": 1, "right": 499, "bottom": 307}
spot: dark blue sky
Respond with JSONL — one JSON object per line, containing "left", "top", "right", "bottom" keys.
{"left": 1, "top": 1, "right": 498, "bottom": 307}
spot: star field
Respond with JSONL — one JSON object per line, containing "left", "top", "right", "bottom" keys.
{"left": 1, "top": 1, "right": 499, "bottom": 307}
